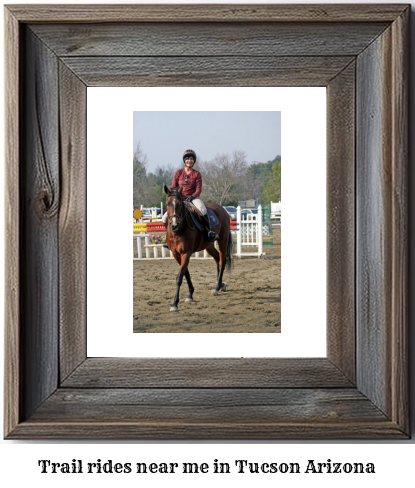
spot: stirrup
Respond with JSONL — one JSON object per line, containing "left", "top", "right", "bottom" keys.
{"left": 163, "top": 244, "right": 169, "bottom": 249}
{"left": 207, "top": 231, "right": 219, "bottom": 242}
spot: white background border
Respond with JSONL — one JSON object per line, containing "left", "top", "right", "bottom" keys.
{"left": 87, "top": 87, "right": 327, "bottom": 358}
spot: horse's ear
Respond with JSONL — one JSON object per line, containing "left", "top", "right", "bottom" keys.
{"left": 163, "top": 184, "right": 169, "bottom": 195}
{"left": 178, "top": 186, "right": 183, "bottom": 195}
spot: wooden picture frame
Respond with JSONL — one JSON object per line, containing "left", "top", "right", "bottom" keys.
{"left": 4, "top": 4, "right": 409, "bottom": 439}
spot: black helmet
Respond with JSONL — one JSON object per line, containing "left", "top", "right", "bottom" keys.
{"left": 183, "top": 149, "right": 196, "bottom": 164}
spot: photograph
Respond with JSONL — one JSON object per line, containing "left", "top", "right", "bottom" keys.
{"left": 132, "top": 111, "right": 281, "bottom": 333}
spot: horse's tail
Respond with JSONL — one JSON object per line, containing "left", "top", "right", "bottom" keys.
{"left": 225, "top": 231, "right": 234, "bottom": 272}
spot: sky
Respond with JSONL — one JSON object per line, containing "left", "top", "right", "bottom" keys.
{"left": 133, "top": 111, "right": 281, "bottom": 173}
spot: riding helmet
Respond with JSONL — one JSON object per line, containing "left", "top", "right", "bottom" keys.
{"left": 183, "top": 149, "right": 196, "bottom": 164}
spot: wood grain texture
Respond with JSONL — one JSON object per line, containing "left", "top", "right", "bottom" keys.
{"left": 326, "top": 62, "right": 356, "bottom": 383}
{"left": 32, "top": 389, "right": 386, "bottom": 423}
{"left": 356, "top": 27, "right": 390, "bottom": 416}
{"left": 60, "top": 56, "right": 354, "bottom": 87}
{"left": 62, "top": 358, "right": 353, "bottom": 388}
{"left": 4, "top": 4, "right": 410, "bottom": 440}
{"left": 7, "top": 421, "right": 406, "bottom": 441}
{"left": 21, "top": 28, "right": 60, "bottom": 420}
{"left": 356, "top": 9, "right": 408, "bottom": 426}
{"left": 31, "top": 22, "right": 388, "bottom": 57}
{"left": 389, "top": 8, "right": 409, "bottom": 432}
{"left": 357, "top": 35, "right": 387, "bottom": 412}
{"left": 58, "top": 63, "right": 87, "bottom": 381}
{"left": 4, "top": 6, "right": 21, "bottom": 438}
{"left": 6, "top": 4, "right": 409, "bottom": 23}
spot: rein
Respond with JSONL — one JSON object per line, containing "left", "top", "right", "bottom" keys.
{"left": 167, "top": 196, "right": 196, "bottom": 232}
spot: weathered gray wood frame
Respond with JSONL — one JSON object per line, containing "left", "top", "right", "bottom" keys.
{"left": 4, "top": 4, "right": 409, "bottom": 439}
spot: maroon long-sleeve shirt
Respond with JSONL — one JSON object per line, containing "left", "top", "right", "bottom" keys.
{"left": 171, "top": 168, "right": 202, "bottom": 199}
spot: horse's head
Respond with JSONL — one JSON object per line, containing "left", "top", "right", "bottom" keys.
{"left": 164, "top": 184, "right": 185, "bottom": 232}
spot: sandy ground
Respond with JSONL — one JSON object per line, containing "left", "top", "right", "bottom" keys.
{"left": 133, "top": 226, "right": 281, "bottom": 333}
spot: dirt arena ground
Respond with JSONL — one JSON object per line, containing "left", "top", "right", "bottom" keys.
{"left": 133, "top": 226, "right": 281, "bottom": 333}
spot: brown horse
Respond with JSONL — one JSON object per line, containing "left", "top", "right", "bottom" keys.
{"left": 164, "top": 184, "right": 233, "bottom": 312}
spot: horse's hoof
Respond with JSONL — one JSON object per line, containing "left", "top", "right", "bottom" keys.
{"left": 170, "top": 306, "right": 178, "bottom": 312}
{"left": 221, "top": 284, "right": 227, "bottom": 291}
{"left": 212, "top": 290, "right": 219, "bottom": 296}
{"left": 185, "top": 298, "right": 193, "bottom": 303}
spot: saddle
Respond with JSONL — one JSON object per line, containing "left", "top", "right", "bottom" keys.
{"left": 184, "top": 201, "right": 219, "bottom": 231}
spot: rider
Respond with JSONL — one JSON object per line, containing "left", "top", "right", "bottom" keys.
{"left": 162, "top": 149, "right": 219, "bottom": 242}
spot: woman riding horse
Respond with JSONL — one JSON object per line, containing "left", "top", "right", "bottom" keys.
{"left": 162, "top": 149, "right": 233, "bottom": 311}
{"left": 162, "top": 149, "right": 218, "bottom": 242}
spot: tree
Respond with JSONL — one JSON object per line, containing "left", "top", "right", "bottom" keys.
{"left": 133, "top": 144, "right": 281, "bottom": 208}
{"left": 133, "top": 143, "right": 168, "bottom": 208}
{"left": 199, "top": 150, "right": 248, "bottom": 205}
{"left": 261, "top": 157, "right": 281, "bottom": 203}
{"left": 142, "top": 173, "right": 164, "bottom": 207}
{"left": 133, "top": 143, "right": 148, "bottom": 208}
{"left": 243, "top": 162, "right": 265, "bottom": 202}
{"left": 237, "top": 156, "right": 281, "bottom": 204}
{"left": 148, "top": 164, "right": 180, "bottom": 205}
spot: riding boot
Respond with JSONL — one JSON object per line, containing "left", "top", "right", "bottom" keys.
{"left": 203, "top": 214, "right": 219, "bottom": 242}
{"left": 162, "top": 221, "right": 169, "bottom": 249}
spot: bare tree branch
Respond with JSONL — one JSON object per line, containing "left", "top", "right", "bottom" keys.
{"left": 199, "top": 151, "right": 248, "bottom": 205}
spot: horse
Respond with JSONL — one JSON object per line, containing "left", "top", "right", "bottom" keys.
{"left": 163, "top": 184, "right": 233, "bottom": 312}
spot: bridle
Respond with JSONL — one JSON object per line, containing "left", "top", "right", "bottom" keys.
{"left": 167, "top": 192, "right": 186, "bottom": 232}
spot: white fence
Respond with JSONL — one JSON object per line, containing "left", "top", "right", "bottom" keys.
{"left": 235, "top": 205, "right": 263, "bottom": 258}
{"left": 133, "top": 205, "right": 265, "bottom": 260}
{"left": 271, "top": 200, "right": 281, "bottom": 221}
{"left": 133, "top": 235, "right": 213, "bottom": 261}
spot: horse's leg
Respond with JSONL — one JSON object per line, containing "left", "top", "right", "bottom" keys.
{"left": 213, "top": 250, "right": 227, "bottom": 295}
{"left": 170, "top": 253, "right": 191, "bottom": 312}
{"left": 184, "top": 270, "right": 195, "bottom": 303}
{"left": 206, "top": 244, "right": 219, "bottom": 274}
{"left": 206, "top": 243, "right": 226, "bottom": 295}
